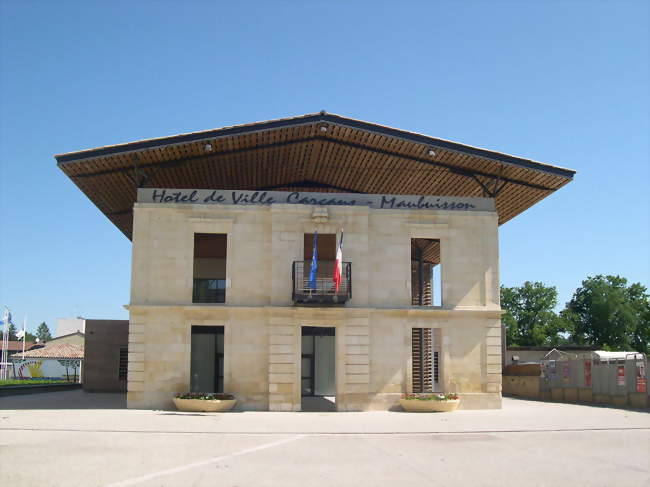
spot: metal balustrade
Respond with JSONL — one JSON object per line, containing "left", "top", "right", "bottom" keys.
{"left": 292, "top": 260, "right": 351, "bottom": 305}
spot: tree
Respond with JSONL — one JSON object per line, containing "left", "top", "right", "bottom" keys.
{"left": 501, "top": 281, "right": 570, "bottom": 346}
{"left": 7, "top": 323, "right": 18, "bottom": 341}
{"left": 36, "top": 322, "right": 52, "bottom": 342}
{"left": 565, "top": 275, "right": 650, "bottom": 354}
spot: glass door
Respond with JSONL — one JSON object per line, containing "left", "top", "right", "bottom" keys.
{"left": 190, "top": 326, "right": 224, "bottom": 393}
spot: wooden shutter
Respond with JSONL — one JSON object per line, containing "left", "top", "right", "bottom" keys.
{"left": 412, "top": 328, "right": 442, "bottom": 392}
{"left": 412, "top": 328, "right": 433, "bottom": 392}
{"left": 411, "top": 262, "right": 433, "bottom": 306}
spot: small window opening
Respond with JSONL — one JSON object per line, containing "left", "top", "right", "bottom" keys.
{"left": 412, "top": 328, "right": 441, "bottom": 392}
{"left": 118, "top": 347, "right": 128, "bottom": 381}
{"left": 193, "top": 233, "right": 227, "bottom": 303}
{"left": 411, "top": 238, "right": 441, "bottom": 306}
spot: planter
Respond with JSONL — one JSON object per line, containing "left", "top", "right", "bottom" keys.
{"left": 173, "top": 397, "right": 237, "bottom": 412}
{"left": 400, "top": 398, "right": 460, "bottom": 412}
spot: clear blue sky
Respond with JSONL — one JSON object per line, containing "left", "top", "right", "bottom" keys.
{"left": 1, "top": 1, "right": 648, "bottom": 334}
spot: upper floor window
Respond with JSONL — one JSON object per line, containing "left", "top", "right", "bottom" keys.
{"left": 411, "top": 238, "right": 441, "bottom": 307}
{"left": 193, "top": 233, "right": 227, "bottom": 303}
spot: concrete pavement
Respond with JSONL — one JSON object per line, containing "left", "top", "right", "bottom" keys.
{"left": 1, "top": 391, "right": 648, "bottom": 486}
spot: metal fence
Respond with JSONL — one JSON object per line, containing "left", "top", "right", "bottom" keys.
{"left": 539, "top": 350, "right": 648, "bottom": 406}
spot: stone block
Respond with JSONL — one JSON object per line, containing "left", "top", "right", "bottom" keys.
{"left": 345, "top": 383, "right": 370, "bottom": 393}
{"left": 269, "top": 354, "right": 294, "bottom": 364}
{"left": 346, "top": 364, "right": 370, "bottom": 374}
{"left": 269, "top": 334, "right": 295, "bottom": 345}
{"left": 486, "top": 364, "right": 501, "bottom": 374}
{"left": 269, "top": 363, "right": 294, "bottom": 374}
{"left": 486, "top": 355, "right": 502, "bottom": 365}
{"left": 128, "top": 371, "right": 144, "bottom": 382}
{"left": 268, "top": 373, "right": 293, "bottom": 384}
{"left": 346, "top": 326, "right": 369, "bottom": 336}
{"left": 486, "top": 345, "right": 501, "bottom": 356}
{"left": 485, "top": 336, "right": 501, "bottom": 347}
{"left": 128, "top": 361, "right": 144, "bottom": 372}
{"left": 485, "top": 326, "right": 501, "bottom": 337}
{"left": 346, "top": 335, "right": 369, "bottom": 345}
{"left": 269, "top": 344, "right": 293, "bottom": 354}
{"left": 128, "top": 333, "right": 145, "bottom": 344}
{"left": 346, "top": 355, "right": 370, "bottom": 365}
{"left": 346, "top": 374, "right": 370, "bottom": 384}
{"left": 346, "top": 345, "right": 369, "bottom": 355}
{"left": 129, "top": 324, "right": 145, "bottom": 334}
{"left": 127, "top": 380, "right": 144, "bottom": 392}
{"left": 269, "top": 325, "right": 295, "bottom": 336}
{"left": 128, "top": 352, "right": 144, "bottom": 362}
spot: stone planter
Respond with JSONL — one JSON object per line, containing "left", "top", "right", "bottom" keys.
{"left": 400, "top": 398, "right": 460, "bottom": 412}
{"left": 172, "top": 397, "right": 237, "bottom": 412}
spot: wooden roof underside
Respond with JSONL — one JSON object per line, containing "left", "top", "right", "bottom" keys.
{"left": 56, "top": 113, "right": 575, "bottom": 240}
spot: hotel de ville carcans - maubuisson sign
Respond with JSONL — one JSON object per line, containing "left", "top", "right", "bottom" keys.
{"left": 138, "top": 188, "right": 496, "bottom": 212}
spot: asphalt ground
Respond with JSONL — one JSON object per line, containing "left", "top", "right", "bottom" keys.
{"left": 1, "top": 391, "right": 648, "bottom": 487}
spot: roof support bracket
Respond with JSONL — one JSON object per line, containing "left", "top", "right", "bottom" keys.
{"left": 469, "top": 172, "right": 508, "bottom": 198}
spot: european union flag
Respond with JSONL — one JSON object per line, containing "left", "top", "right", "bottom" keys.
{"left": 309, "top": 230, "right": 318, "bottom": 289}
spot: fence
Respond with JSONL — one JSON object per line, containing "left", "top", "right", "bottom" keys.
{"left": 537, "top": 351, "right": 648, "bottom": 408}
{"left": 502, "top": 350, "right": 649, "bottom": 409}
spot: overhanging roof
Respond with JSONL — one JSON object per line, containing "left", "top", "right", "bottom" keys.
{"left": 56, "top": 112, "right": 575, "bottom": 239}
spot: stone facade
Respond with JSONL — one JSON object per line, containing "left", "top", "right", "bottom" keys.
{"left": 127, "top": 201, "right": 503, "bottom": 411}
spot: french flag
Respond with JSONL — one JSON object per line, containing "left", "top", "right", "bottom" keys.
{"left": 333, "top": 230, "right": 343, "bottom": 292}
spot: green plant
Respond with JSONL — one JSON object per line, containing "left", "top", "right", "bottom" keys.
{"left": 174, "top": 392, "right": 235, "bottom": 400}
{"left": 402, "top": 393, "right": 459, "bottom": 401}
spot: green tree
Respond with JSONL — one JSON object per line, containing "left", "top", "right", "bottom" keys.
{"left": 565, "top": 275, "right": 650, "bottom": 354}
{"left": 501, "top": 281, "right": 570, "bottom": 346}
{"left": 36, "top": 322, "right": 52, "bottom": 342}
{"left": 7, "top": 323, "right": 18, "bottom": 341}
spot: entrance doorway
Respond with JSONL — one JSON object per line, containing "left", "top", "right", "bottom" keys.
{"left": 190, "top": 326, "right": 224, "bottom": 393}
{"left": 301, "top": 326, "right": 336, "bottom": 411}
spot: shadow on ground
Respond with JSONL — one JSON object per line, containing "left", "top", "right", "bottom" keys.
{"left": 0, "top": 390, "right": 126, "bottom": 410}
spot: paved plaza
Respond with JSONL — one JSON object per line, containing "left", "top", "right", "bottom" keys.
{"left": 1, "top": 391, "right": 648, "bottom": 486}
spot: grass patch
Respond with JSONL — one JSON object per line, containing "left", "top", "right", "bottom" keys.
{"left": 0, "top": 379, "right": 76, "bottom": 387}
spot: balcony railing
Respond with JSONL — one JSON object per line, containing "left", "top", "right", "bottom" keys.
{"left": 292, "top": 260, "right": 351, "bottom": 305}
{"left": 193, "top": 278, "right": 226, "bottom": 303}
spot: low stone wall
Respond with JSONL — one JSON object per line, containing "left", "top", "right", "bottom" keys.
{"left": 504, "top": 375, "right": 648, "bottom": 409}
{"left": 502, "top": 376, "right": 540, "bottom": 398}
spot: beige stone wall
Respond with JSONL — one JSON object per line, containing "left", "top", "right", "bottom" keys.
{"left": 127, "top": 202, "right": 502, "bottom": 411}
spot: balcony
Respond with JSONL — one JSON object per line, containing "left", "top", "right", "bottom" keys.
{"left": 292, "top": 260, "right": 351, "bottom": 305}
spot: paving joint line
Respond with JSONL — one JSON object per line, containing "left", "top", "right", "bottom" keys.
{"left": 1, "top": 426, "right": 649, "bottom": 435}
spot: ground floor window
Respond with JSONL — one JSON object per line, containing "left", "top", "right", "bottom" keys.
{"left": 412, "top": 328, "right": 441, "bottom": 392}
{"left": 190, "top": 326, "right": 224, "bottom": 393}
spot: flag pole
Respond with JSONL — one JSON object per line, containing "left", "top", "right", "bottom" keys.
{"left": 22, "top": 314, "right": 26, "bottom": 358}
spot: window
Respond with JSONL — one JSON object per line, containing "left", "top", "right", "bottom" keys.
{"left": 193, "top": 234, "right": 227, "bottom": 303}
{"left": 411, "top": 238, "right": 441, "bottom": 306}
{"left": 118, "top": 347, "right": 128, "bottom": 381}
{"left": 412, "top": 328, "right": 441, "bottom": 392}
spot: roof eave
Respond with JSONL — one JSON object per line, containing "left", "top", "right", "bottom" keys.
{"left": 54, "top": 113, "right": 576, "bottom": 180}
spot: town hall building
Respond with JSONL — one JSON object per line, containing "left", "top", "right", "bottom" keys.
{"left": 56, "top": 112, "right": 574, "bottom": 411}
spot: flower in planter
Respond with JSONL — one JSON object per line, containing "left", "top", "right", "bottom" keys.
{"left": 401, "top": 392, "right": 459, "bottom": 401}
{"left": 175, "top": 392, "right": 235, "bottom": 400}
